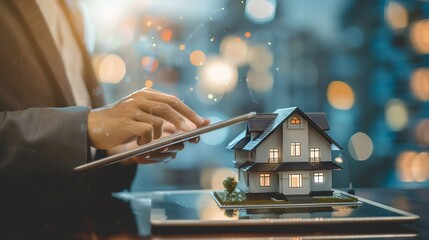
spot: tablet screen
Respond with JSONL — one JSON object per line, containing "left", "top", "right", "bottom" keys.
{"left": 74, "top": 112, "right": 256, "bottom": 172}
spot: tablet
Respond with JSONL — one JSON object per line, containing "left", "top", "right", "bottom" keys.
{"left": 74, "top": 112, "right": 256, "bottom": 172}
{"left": 150, "top": 190, "right": 419, "bottom": 229}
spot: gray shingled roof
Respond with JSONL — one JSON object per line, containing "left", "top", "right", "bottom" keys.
{"left": 306, "top": 112, "right": 330, "bottom": 131}
{"left": 239, "top": 161, "right": 342, "bottom": 172}
{"left": 226, "top": 107, "right": 342, "bottom": 151}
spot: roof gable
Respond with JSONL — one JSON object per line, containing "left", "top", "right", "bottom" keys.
{"left": 226, "top": 107, "right": 342, "bottom": 150}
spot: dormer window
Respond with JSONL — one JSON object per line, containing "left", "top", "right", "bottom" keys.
{"left": 291, "top": 116, "right": 301, "bottom": 125}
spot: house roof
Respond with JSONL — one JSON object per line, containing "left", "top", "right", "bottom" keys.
{"left": 226, "top": 107, "right": 342, "bottom": 151}
{"left": 237, "top": 161, "right": 342, "bottom": 172}
{"left": 307, "top": 112, "right": 330, "bottom": 131}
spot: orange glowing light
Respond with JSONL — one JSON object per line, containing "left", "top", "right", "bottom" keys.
{"left": 145, "top": 80, "right": 153, "bottom": 88}
{"left": 410, "top": 68, "right": 429, "bottom": 101}
{"left": 410, "top": 20, "right": 429, "bottom": 54}
{"left": 190, "top": 50, "right": 206, "bottom": 66}
{"left": 327, "top": 81, "right": 355, "bottom": 110}
{"left": 385, "top": 1, "right": 408, "bottom": 30}
{"left": 161, "top": 28, "right": 173, "bottom": 42}
{"left": 98, "top": 54, "right": 126, "bottom": 84}
{"left": 244, "top": 32, "right": 251, "bottom": 38}
{"left": 179, "top": 44, "right": 186, "bottom": 51}
{"left": 141, "top": 56, "right": 159, "bottom": 72}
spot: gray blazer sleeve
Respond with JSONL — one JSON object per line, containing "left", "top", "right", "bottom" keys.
{"left": 0, "top": 107, "right": 90, "bottom": 189}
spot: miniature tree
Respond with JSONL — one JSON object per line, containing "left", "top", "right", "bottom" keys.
{"left": 223, "top": 176, "right": 237, "bottom": 201}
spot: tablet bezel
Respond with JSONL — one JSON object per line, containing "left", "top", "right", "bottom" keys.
{"left": 73, "top": 112, "right": 256, "bottom": 172}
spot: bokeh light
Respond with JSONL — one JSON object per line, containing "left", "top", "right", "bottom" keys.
{"left": 410, "top": 19, "right": 429, "bottom": 54}
{"left": 385, "top": 99, "right": 408, "bottom": 131}
{"left": 396, "top": 151, "right": 429, "bottom": 182}
{"left": 201, "top": 116, "right": 229, "bottom": 146}
{"left": 412, "top": 152, "right": 429, "bottom": 182}
{"left": 327, "top": 81, "right": 355, "bottom": 110}
{"left": 198, "top": 57, "right": 238, "bottom": 94}
{"left": 160, "top": 28, "right": 173, "bottom": 42}
{"left": 190, "top": 50, "right": 207, "bottom": 66}
{"left": 246, "top": 69, "right": 274, "bottom": 93}
{"left": 248, "top": 45, "right": 273, "bottom": 72}
{"left": 220, "top": 36, "right": 248, "bottom": 66}
{"left": 145, "top": 80, "right": 153, "bottom": 88}
{"left": 98, "top": 54, "right": 126, "bottom": 84}
{"left": 410, "top": 68, "right": 429, "bottom": 101}
{"left": 179, "top": 44, "right": 186, "bottom": 51}
{"left": 415, "top": 119, "right": 429, "bottom": 146}
{"left": 245, "top": 0, "right": 277, "bottom": 24}
{"left": 141, "top": 56, "right": 159, "bottom": 72}
{"left": 195, "top": 84, "right": 224, "bottom": 105}
{"left": 244, "top": 31, "right": 252, "bottom": 38}
{"left": 348, "top": 132, "right": 373, "bottom": 161}
{"left": 396, "top": 151, "right": 417, "bottom": 182}
{"left": 385, "top": 1, "right": 408, "bottom": 30}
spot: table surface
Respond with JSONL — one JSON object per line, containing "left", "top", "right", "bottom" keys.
{"left": 1, "top": 188, "right": 427, "bottom": 239}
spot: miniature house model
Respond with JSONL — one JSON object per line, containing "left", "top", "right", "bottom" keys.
{"left": 227, "top": 107, "right": 342, "bottom": 197}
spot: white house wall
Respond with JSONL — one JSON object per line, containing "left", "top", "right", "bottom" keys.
{"left": 279, "top": 171, "right": 310, "bottom": 195}
{"left": 283, "top": 115, "right": 309, "bottom": 163}
{"left": 309, "top": 170, "right": 332, "bottom": 191}
{"left": 238, "top": 169, "right": 249, "bottom": 192}
{"left": 248, "top": 172, "right": 279, "bottom": 193}
{"left": 254, "top": 129, "right": 282, "bottom": 163}
{"left": 308, "top": 126, "right": 332, "bottom": 162}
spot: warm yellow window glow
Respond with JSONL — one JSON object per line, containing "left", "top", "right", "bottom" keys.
{"left": 291, "top": 116, "right": 301, "bottom": 125}
{"left": 290, "top": 142, "right": 301, "bottom": 157}
{"left": 269, "top": 148, "right": 279, "bottom": 163}
{"left": 289, "top": 174, "right": 302, "bottom": 188}
{"left": 259, "top": 173, "right": 270, "bottom": 187}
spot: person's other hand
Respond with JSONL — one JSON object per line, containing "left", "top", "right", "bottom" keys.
{"left": 88, "top": 88, "right": 209, "bottom": 149}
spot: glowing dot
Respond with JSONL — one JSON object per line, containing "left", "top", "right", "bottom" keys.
{"left": 160, "top": 28, "right": 173, "bottom": 42}
{"left": 348, "top": 132, "right": 373, "bottom": 161}
{"left": 146, "top": 20, "right": 153, "bottom": 27}
{"left": 141, "top": 56, "right": 159, "bottom": 72}
{"left": 190, "top": 50, "right": 207, "bottom": 66}
{"left": 220, "top": 36, "right": 248, "bottom": 66}
{"left": 396, "top": 151, "right": 417, "bottom": 182}
{"left": 98, "top": 54, "right": 126, "bottom": 84}
{"left": 276, "top": 67, "right": 279, "bottom": 71}
{"left": 152, "top": 43, "right": 156, "bottom": 47}
{"left": 246, "top": 69, "right": 274, "bottom": 93}
{"left": 410, "top": 20, "right": 429, "bottom": 54}
{"left": 208, "top": 93, "right": 214, "bottom": 99}
{"left": 410, "top": 68, "right": 429, "bottom": 101}
{"left": 189, "top": 87, "right": 194, "bottom": 91}
{"left": 222, "top": 7, "right": 225, "bottom": 10}
{"left": 268, "top": 41, "right": 272, "bottom": 45}
{"left": 385, "top": 99, "right": 408, "bottom": 131}
{"left": 145, "top": 80, "right": 153, "bottom": 88}
{"left": 179, "top": 16, "right": 183, "bottom": 20}
{"left": 334, "top": 156, "right": 343, "bottom": 164}
{"left": 385, "top": 1, "right": 408, "bottom": 30}
{"left": 327, "top": 81, "right": 355, "bottom": 110}
{"left": 198, "top": 57, "right": 238, "bottom": 94}
{"left": 416, "top": 119, "right": 429, "bottom": 146}
{"left": 179, "top": 44, "right": 186, "bottom": 51}
{"left": 244, "top": 32, "right": 252, "bottom": 38}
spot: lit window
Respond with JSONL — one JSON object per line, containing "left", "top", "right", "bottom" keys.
{"left": 259, "top": 173, "right": 270, "bottom": 187}
{"left": 269, "top": 148, "right": 279, "bottom": 163}
{"left": 289, "top": 174, "right": 302, "bottom": 188}
{"left": 290, "top": 142, "right": 301, "bottom": 156}
{"left": 310, "top": 147, "right": 321, "bottom": 162}
{"left": 314, "top": 172, "right": 324, "bottom": 183}
{"left": 291, "top": 116, "right": 301, "bottom": 125}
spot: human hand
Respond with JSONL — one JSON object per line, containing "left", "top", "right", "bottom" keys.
{"left": 88, "top": 88, "right": 209, "bottom": 149}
